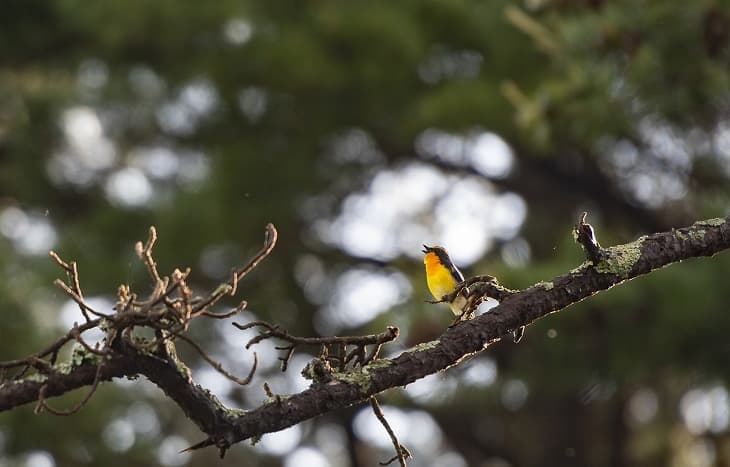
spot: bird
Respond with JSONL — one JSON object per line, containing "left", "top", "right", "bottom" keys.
{"left": 422, "top": 244, "right": 524, "bottom": 342}
{"left": 422, "top": 245, "right": 467, "bottom": 317}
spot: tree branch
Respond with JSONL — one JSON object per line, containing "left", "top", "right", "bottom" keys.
{"left": 1, "top": 215, "right": 728, "bottom": 457}
{"left": 180, "top": 215, "right": 730, "bottom": 452}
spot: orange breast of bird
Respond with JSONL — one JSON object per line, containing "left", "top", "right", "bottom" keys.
{"left": 423, "top": 252, "right": 459, "bottom": 301}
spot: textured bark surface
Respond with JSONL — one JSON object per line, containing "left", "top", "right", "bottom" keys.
{"left": 0, "top": 357, "right": 132, "bottom": 411}
{"left": 1, "top": 216, "right": 729, "bottom": 453}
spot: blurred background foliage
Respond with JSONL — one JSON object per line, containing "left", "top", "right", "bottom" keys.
{"left": 1, "top": 1, "right": 730, "bottom": 466}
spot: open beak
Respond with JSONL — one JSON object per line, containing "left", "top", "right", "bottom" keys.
{"left": 422, "top": 245, "right": 431, "bottom": 254}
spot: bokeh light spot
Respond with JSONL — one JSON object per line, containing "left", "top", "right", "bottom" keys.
{"left": 103, "top": 419, "right": 135, "bottom": 453}
{"left": 256, "top": 425, "right": 303, "bottom": 456}
{"left": 156, "top": 436, "right": 191, "bottom": 467}
{"left": 284, "top": 447, "right": 330, "bottom": 467}
{"left": 105, "top": 167, "right": 153, "bottom": 207}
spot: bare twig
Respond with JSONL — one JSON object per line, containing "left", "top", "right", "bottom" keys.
{"left": 370, "top": 396, "right": 411, "bottom": 467}
{"left": 237, "top": 321, "right": 399, "bottom": 348}
{"left": 52, "top": 279, "right": 110, "bottom": 319}
{"left": 49, "top": 251, "right": 106, "bottom": 321}
{"left": 176, "top": 334, "right": 257, "bottom": 386}
{"left": 233, "top": 223, "right": 278, "bottom": 285}
{"left": 70, "top": 324, "right": 109, "bottom": 356}
{"left": 574, "top": 212, "right": 603, "bottom": 263}
{"left": 135, "top": 226, "right": 164, "bottom": 288}
{"left": 192, "top": 223, "right": 278, "bottom": 313}
{"left": 0, "top": 318, "right": 103, "bottom": 369}
{"left": 136, "top": 272, "right": 185, "bottom": 313}
{"left": 441, "top": 275, "right": 526, "bottom": 341}
{"left": 344, "top": 345, "right": 366, "bottom": 367}
{"left": 34, "top": 362, "right": 104, "bottom": 416}
{"left": 199, "top": 300, "right": 248, "bottom": 319}
{"left": 263, "top": 382, "right": 274, "bottom": 398}
{"left": 363, "top": 343, "right": 384, "bottom": 365}
{"left": 438, "top": 275, "right": 516, "bottom": 314}
{"left": 274, "top": 345, "right": 297, "bottom": 371}
{"left": 235, "top": 321, "right": 399, "bottom": 371}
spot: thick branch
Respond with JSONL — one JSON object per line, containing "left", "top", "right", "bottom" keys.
{"left": 0, "top": 355, "right": 132, "bottom": 411}
{"left": 191, "top": 215, "right": 730, "bottom": 449}
{"left": 1, "top": 216, "right": 728, "bottom": 455}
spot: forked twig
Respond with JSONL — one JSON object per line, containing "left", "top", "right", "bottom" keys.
{"left": 273, "top": 344, "right": 297, "bottom": 371}
{"left": 370, "top": 397, "right": 411, "bottom": 467}
{"left": 70, "top": 324, "right": 109, "bottom": 356}
{"left": 52, "top": 279, "right": 109, "bottom": 319}
{"left": 49, "top": 251, "right": 107, "bottom": 321}
{"left": 135, "top": 226, "right": 164, "bottom": 287}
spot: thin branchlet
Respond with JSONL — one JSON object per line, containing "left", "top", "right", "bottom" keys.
{"left": 371, "top": 396, "right": 411, "bottom": 467}
{"left": 34, "top": 363, "right": 105, "bottom": 416}
{"left": 575, "top": 212, "right": 604, "bottom": 263}
{"left": 177, "top": 334, "right": 258, "bottom": 386}
{"left": 234, "top": 320, "right": 399, "bottom": 372}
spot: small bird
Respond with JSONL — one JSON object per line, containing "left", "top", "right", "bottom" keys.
{"left": 422, "top": 245, "right": 467, "bottom": 317}
{"left": 422, "top": 244, "right": 524, "bottom": 342}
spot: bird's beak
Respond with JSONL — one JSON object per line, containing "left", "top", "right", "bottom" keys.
{"left": 422, "top": 245, "right": 430, "bottom": 254}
